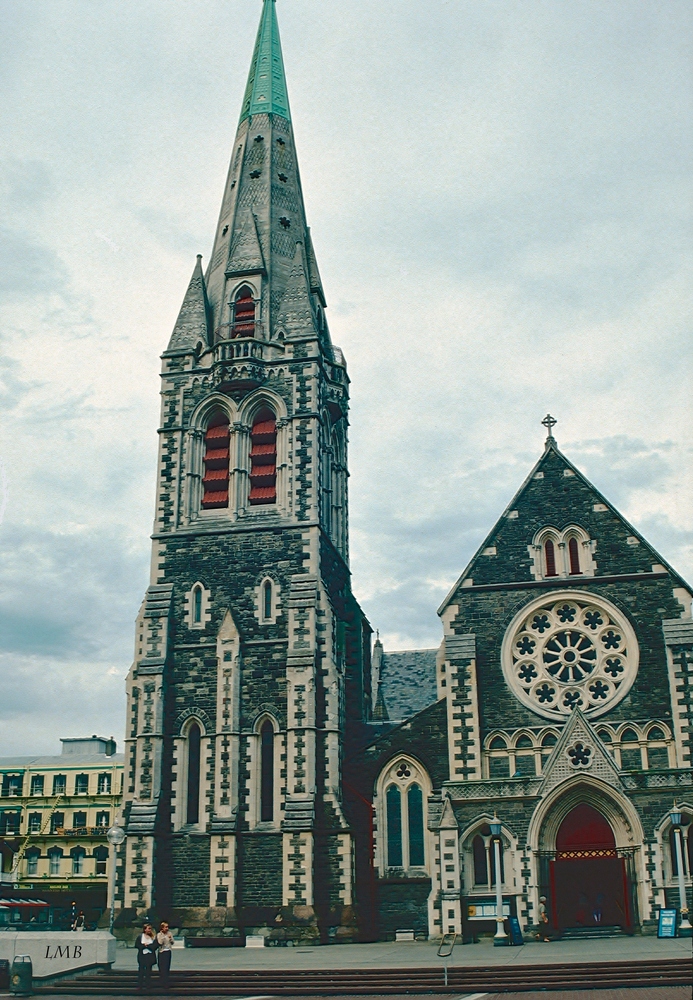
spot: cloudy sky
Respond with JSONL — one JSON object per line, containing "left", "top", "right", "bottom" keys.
{"left": 1, "top": 0, "right": 691, "bottom": 755}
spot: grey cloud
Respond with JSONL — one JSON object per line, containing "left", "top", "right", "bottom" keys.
{"left": 0, "top": 225, "right": 66, "bottom": 297}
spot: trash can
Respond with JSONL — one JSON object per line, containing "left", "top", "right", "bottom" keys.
{"left": 0, "top": 958, "right": 10, "bottom": 989}
{"left": 10, "top": 955, "right": 33, "bottom": 996}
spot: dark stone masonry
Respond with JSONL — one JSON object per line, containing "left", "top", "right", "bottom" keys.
{"left": 116, "top": 1, "right": 693, "bottom": 944}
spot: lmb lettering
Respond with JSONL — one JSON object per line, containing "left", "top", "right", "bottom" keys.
{"left": 45, "top": 944, "right": 82, "bottom": 959}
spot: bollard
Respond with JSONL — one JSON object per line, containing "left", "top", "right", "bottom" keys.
{"left": 10, "top": 955, "right": 33, "bottom": 996}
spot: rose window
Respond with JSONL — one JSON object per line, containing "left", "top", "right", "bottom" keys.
{"left": 501, "top": 592, "right": 638, "bottom": 720}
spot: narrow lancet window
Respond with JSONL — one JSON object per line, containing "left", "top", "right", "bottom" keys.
{"left": 473, "top": 835, "right": 488, "bottom": 885}
{"left": 249, "top": 409, "right": 277, "bottom": 505}
{"left": 407, "top": 783, "right": 425, "bottom": 866}
{"left": 193, "top": 586, "right": 202, "bottom": 624}
{"left": 263, "top": 580, "right": 272, "bottom": 621}
{"left": 233, "top": 286, "right": 255, "bottom": 337}
{"left": 544, "top": 539, "right": 557, "bottom": 577}
{"left": 260, "top": 721, "right": 274, "bottom": 822}
{"left": 202, "top": 412, "right": 230, "bottom": 509}
{"left": 568, "top": 536, "right": 581, "bottom": 575}
{"left": 386, "top": 785, "right": 402, "bottom": 867}
{"left": 186, "top": 723, "right": 201, "bottom": 825}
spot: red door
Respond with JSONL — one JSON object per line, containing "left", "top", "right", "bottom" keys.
{"left": 549, "top": 804, "right": 631, "bottom": 931}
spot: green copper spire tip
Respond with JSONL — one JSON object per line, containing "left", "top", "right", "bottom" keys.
{"left": 240, "top": 0, "right": 291, "bottom": 124}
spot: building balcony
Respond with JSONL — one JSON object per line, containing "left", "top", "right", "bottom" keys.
{"left": 48, "top": 827, "right": 109, "bottom": 838}
{"left": 213, "top": 336, "right": 264, "bottom": 362}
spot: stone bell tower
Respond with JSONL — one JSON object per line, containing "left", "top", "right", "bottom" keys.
{"left": 119, "top": 0, "right": 371, "bottom": 942}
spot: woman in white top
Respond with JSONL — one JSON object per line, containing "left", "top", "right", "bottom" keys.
{"left": 157, "top": 921, "right": 174, "bottom": 986}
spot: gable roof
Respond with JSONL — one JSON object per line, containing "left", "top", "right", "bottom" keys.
{"left": 438, "top": 437, "right": 692, "bottom": 613}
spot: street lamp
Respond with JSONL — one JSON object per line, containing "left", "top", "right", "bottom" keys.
{"left": 489, "top": 815, "right": 507, "bottom": 946}
{"left": 106, "top": 824, "right": 126, "bottom": 936}
{"left": 669, "top": 804, "right": 692, "bottom": 937}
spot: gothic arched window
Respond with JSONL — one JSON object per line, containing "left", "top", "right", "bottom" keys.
{"left": 260, "top": 720, "right": 274, "bottom": 822}
{"left": 186, "top": 723, "right": 202, "bottom": 825}
{"left": 544, "top": 539, "right": 557, "bottom": 577}
{"left": 386, "top": 785, "right": 403, "bottom": 866}
{"left": 465, "top": 823, "right": 505, "bottom": 890}
{"left": 202, "top": 411, "right": 230, "bottom": 509}
{"left": 407, "top": 784, "right": 425, "bottom": 866}
{"left": 646, "top": 725, "right": 670, "bottom": 770}
{"left": 263, "top": 580, "right": 272, "bottom": 621}
{"left": 487, "top": 735, "right": 510, "bottom": 778}
{"left": 193, "top": 585, "right": 203, "bottom": 625}
{"left": 619, "top": 728, "right": 642, "bottom": 771}
{"left": 473, "top": 835, "right": 488, "bottom": 885}
{"left": 380, "top": 758, "right": 429, "bottom": 872}
{"left": 568, "top": 536, "right": 581, "bottom": 575}
{"left": 233, "top": 286, "right": 255, "bottom": 337}
{"left": 249, "top": 409, "right": 277, "bottom": 505}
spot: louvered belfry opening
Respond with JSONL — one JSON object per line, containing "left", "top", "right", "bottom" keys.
{"left": 202, "top": 411, "right": 230, "bottom": 509}
{"left": 233, "top": 286, "right": 255, "bottom": 337}
{"left": 249, "top": 408, "right": 277, "bottom": 505}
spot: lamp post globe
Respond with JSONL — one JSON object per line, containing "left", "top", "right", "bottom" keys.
{"left": 107, "top": 825, "right": 125, "bottom": 847}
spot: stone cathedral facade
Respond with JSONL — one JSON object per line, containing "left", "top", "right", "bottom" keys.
{"left": 117, "top": 1, "right": 693, "bottom": 943}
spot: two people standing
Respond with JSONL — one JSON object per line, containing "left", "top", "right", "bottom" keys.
{"left": 135, "top": 921, "right": 175, "bottom": 990}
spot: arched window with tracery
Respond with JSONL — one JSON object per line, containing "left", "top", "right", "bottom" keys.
{"left": 233, "top": 286, "right": 255, "bottom": 337}
{"left": 386, "top": 785, "right": 402, "bottom": 867}
{"left": 260, "top": 720, "right": 275, "bottom": 823}
{"left": 380, "top": 759, "right": 429, "bottom": 872}
{"left": 249, "top": 408, "right": 277, "bottom": 505}
{"left": 186, "top": 723, "right": 202, "bottom": 825}
{"left": 202, "top": 411, "right": 230, "bottom": 509}
{"left": 568, "top": 536, "right": 581, "bottom": 575}
{"left": 544, "top": 539, "right": 557, "bottom": 577}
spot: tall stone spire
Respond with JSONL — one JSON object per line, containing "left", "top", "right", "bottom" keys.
{"left": 239, "top": 0, "right": 291, "bottom": 123}
{"left": 198, "top": 0, "right": 327, "bottom": 350}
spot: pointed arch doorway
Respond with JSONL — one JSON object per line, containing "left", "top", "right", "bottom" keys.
{"left": 549, "top": 803, "right": 631, "bottom": 932}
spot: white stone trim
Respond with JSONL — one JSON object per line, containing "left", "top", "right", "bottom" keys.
{"left": 528, "top": 525, "right": 597, "bottom": 581}
{"left": 254, "top": 575, "right": 282, "bottom": 625}
{"left": 374, "top": 755, "right": 432, "bottom": 876}
{"left": 184, "top": 582, "right": 212, "bottom": 630}
{"left": 501, "top": 590, "right": 639, "bottom": 721}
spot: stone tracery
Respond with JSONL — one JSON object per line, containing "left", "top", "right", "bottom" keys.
{"left": 502, "top": 592, "right": 639, "bottom": 720}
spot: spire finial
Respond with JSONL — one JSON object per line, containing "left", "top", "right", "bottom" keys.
{"left": 541, "top": 413, "right": 557, "bottom": 446}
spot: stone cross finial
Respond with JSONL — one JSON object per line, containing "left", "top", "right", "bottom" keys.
{"left": 542, "top": 413, "right": 557, "bottom": 444}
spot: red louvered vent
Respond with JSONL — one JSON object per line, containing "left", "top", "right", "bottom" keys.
{"left": 249, "top": 409, "right": 277, "bottom": 505}
{"left": 233, "top": 286, "right": 255, "bottom": 338}
{"left": 545, "top": 539, "right": 557, "bottom": 577}
{"left": 202, "top": 412, "right": 230, "bottom": 509}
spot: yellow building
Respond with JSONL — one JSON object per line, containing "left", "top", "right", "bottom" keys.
{"left": 0, "top": 736, "right": 123, "bottom": 928}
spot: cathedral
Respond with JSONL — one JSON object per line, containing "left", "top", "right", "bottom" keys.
{"left": 117, "top": 0, "right": 693, "bottom": 943}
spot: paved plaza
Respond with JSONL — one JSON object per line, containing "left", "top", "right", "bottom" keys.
{"left": 110, "top": 935, "right": 691, "bottom": 971}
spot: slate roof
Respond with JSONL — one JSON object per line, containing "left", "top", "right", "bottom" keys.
{"left": 379, "top": 648, "right": 438, "bottom": 722}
